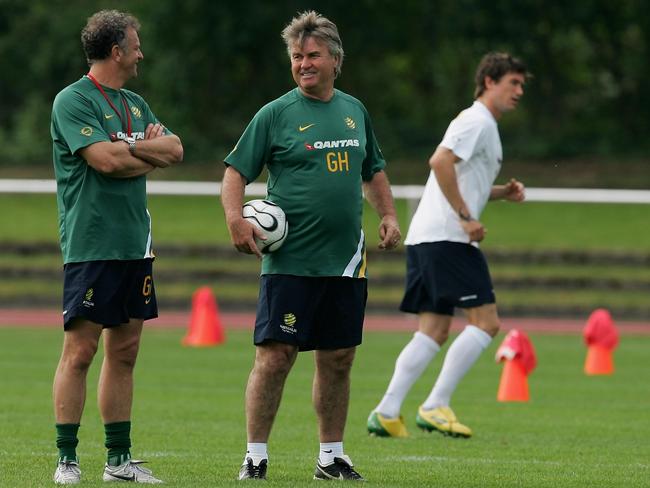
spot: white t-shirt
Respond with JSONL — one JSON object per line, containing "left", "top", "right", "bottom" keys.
{"left": 405, "top": 100, "right": 502, "bottom": 245}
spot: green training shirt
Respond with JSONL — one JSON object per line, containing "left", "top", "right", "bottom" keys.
{"left": 224, "top": 88, "right": 386, "bottom": 277}
{"left": 51, "top": 76, "right": 164, "bottom": 264}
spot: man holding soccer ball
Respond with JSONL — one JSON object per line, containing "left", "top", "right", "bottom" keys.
{"left": 222, "top": 10, "right": 401, "bottom": 481}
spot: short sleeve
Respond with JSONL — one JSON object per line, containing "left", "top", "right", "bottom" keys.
{"left": 439, "top": 112, "right": 486, "bottom": 162}
{"left": 51, "top": 89, "right": 110, "bottom": 155}
{"left": 224, "top": 105, "right": 274, "bottom": 184}
{"left": 360, "top": 105, "right": 386, "bottom": 181}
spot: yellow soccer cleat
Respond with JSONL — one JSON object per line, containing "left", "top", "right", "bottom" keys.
{"left": 367, "top": 411, "right": 409, "bottom": 438}
{"left": 416, "top": 406, "right": 472, "bottom": 438}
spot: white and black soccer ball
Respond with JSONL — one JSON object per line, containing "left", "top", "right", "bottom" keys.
{"left": 242, "top": 199, "right": 288, "bottom": 253}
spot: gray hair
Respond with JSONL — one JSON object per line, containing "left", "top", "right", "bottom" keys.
{"left": 281, "top": 11, "right": 344, "bottom": 78}
{"left": 81, "top": 10, "right": 140, "bottom": 64}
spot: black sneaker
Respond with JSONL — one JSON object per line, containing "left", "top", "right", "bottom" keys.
{"left": 238, "top": 457, "right": 267, "bottom": 480}
{"left": 314, "top": 455, "right": 365, "bottom": 481}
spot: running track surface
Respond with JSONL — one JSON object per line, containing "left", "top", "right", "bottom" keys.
{"left": 1, "top": 308, "right": 648, "bottom": 335}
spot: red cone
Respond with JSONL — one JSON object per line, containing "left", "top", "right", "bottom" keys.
{"left": 497, "top": 357, "right": 530, "bottom": 402}
{"left": 584, "top": 344, "right": 614, "bottom": 375}
{"left": 182, "top": 287, "right": 225, "bottom": 347}
{"left": 583, "top": 309, "right": 617, "bottom": 375}
{"left": 495, "top": 329, "right": 536, "bottom": 402}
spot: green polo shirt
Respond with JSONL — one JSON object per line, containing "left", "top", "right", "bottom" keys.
{"left": 51, "top": 76, "right": 164, "bottom": 263}
{"left": 225, "top": 88, "right": 386, "bottom": 277}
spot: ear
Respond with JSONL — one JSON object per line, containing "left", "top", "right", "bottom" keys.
{"left": 111, "top": 44, "right": 122, "bottom": 61}
{"left": 484, "top": 76, "right": 497, "bottom": 90}
{"left": 333, "top": 55, "right": 341, "bottom": 73}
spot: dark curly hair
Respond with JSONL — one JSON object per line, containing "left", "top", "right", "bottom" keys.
{"left": 81, "top": 10, "right": 140, "bottom": 64}
{"left": 474, "top": 52, "right": 531, "bottom": 98}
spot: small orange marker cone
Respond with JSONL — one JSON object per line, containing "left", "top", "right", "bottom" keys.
{"left": 182, "top": 287, "right": 225, "bottom": 347}
{"left": 583, "top": 309, "right": 617, "bottom": 375}
{"left": 495, "top": 329, "right": 536, "bottom": 402}
{"left": 584, "top": 344, "right": 614, "bottom": 375}
{"left": 497, "top": 357, "right": 529, "bottom": 402}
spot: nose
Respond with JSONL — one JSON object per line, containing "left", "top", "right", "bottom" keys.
{"left": 300, "top": 57, "right": 312, "bottom": 70}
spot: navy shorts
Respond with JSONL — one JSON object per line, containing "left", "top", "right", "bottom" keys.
{"left": 254, "top": 275, "right": 367, "bottom": 351}
{"left": 62, "top": 259, "right": 158, "bottom": 329}
{"left": 399, "top": 242, "right": 495, "bottom": 316}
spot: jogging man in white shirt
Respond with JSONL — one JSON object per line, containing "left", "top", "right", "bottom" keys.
{"left": 367, "top": 52, "right": 530, "bottom": 439}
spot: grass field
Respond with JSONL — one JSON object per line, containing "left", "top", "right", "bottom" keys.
{"left": 3, "top": 193, "right": 650, "bottom": 251}
{"left": 1, "top": 327, "right": 648, "bottom": 487}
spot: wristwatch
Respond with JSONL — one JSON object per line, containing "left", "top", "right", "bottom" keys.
{"left": 458, "top": 209, "right": 473, "bottom": 222}
{"left": 126, "top": 136, "right": 136, "bottom": 155}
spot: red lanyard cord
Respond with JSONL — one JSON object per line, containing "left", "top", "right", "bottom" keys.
{"left": 86, "top": 72, "right": 132, "bottom": 136}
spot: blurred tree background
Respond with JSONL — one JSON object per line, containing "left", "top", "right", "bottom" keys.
{"left": 1, "top": 0, "right": 648, "bottom": 186}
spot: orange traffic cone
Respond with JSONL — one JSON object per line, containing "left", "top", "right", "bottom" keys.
{"left": 182, "top": 287, "right": 225, "bottom": 346}
{"left": 584, "top": 344, "right": 614, "bottom": 375}
{"left": 497, "top": 357, "right": 529, "bottom": 402}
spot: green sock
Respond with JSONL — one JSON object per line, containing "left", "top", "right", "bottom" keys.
{"left": 105, "top": 421, "right": 132, "bottom": 466}
{"left": 56, "top": 423, "right": 80, "bottom": 463}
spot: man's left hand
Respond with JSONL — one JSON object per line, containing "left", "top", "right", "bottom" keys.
{"left": 144, "top": 122, "right": 165, "bottom": 139}
{"left": 503, "top": 178, "right": 525, "bottom": 202}
{"left": 378, "top": 215, "right": 401, "bottom": 250}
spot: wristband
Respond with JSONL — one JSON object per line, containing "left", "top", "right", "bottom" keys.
{"left": 458, "top": 209, "right": 473, "bottom": 222}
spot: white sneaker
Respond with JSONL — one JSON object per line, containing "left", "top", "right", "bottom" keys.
{"left": 53, "top": 460, "right": 81, "bottom": 484}
{"left": 103, "top": 460, "right": 163, "bottom": 484}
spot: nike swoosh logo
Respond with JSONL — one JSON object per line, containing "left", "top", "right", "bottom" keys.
{"left": 104, "top": 114, "right": 115, "bottom": 119}
{"left": 106, "top": 473, "right": 136, "bottom": 481}
{"left": 145, "top": 297, "right": 152, "bottom": 304}
{"left": 317, "top": 467, "right": 344, "bottom": 480}
{"left": 430, "top": 416, "right": 450, "bottom": 425}
{"left": 459, "top": 294, "right": 478, "bottom": 302}
{"left": 322, "top": 450, "right": 333, "bottom": 453}
{"left": 298, "top": 123, "right": 315, "bottom": 132}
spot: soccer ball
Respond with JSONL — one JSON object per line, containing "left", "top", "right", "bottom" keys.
{"left": 242, "top": 199, "right": 288, "bottom": 253}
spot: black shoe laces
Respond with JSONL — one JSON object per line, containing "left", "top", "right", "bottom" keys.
{"left": 333, "top": 458, "right": 363, "bottom": 480}
{"left": 245, "top": 459, "right": 267, "bottom": 479}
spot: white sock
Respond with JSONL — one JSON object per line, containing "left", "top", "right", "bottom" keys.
{"left": 319, "top": 442, "right": 344, "bottom": 465}
{"left": 422, "top": 325, "right": 492, "bottom": 410}
{"left": 244, "top": 443, "right": 268, "bottom": 465}
{"left": 376, "top": 331, "right": 441, "bottom": 418}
